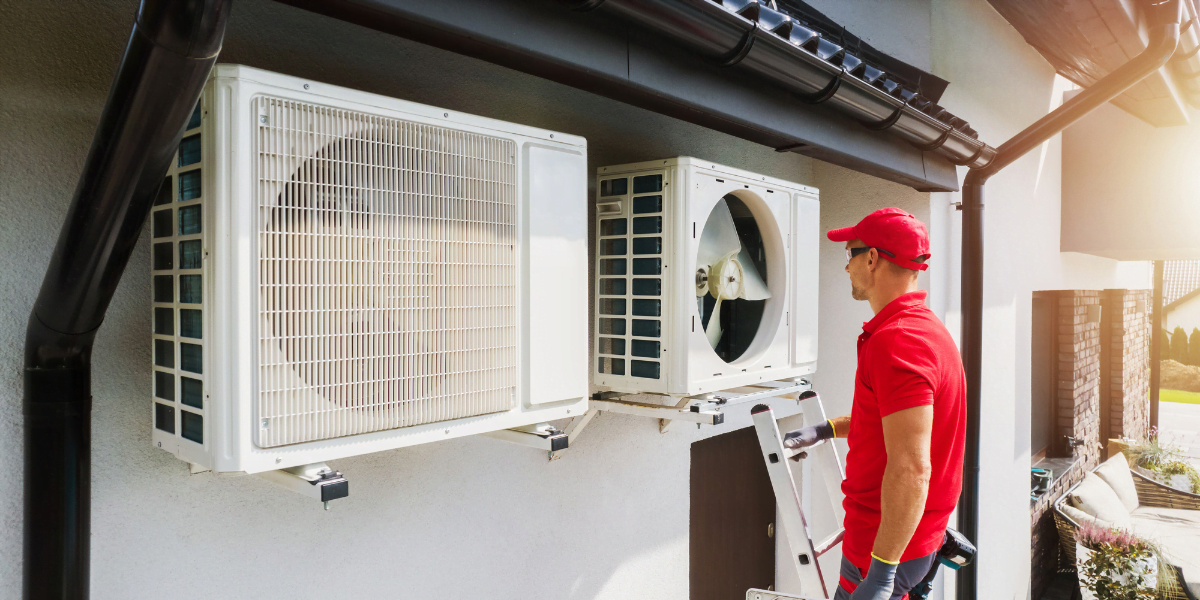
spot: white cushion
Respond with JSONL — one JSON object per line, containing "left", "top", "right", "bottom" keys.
{"left": 1068, "top": 472, "right": 1133, "bottom": 529}
{"left": 1060, "top": 503, "right": 1116, "bottom": 530}
{"left": 1094, "top": 454, "right": 1140, "bottom": 512}
{"left": 1130, "top": 506, "right": 1200, "bottom": 597}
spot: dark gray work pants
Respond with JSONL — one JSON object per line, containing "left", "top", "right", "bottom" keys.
{"left": 832, "top": 551, "right": 938, "bottom": 600}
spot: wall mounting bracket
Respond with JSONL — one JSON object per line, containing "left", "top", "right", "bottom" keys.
{"left": 481, "top": 422, "right": 570, "bottom": 457}
{"left": 256, "top": 462, "right": 349, "bottom": 510}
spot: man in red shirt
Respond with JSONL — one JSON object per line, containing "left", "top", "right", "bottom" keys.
{"left": 783, "top": 208, "right": 966, "bottom": 600}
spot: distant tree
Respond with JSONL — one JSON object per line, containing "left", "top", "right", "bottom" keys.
{"left": 1171, "top": 326, "right": 1190, "bottom": 364}
{"left": 1191, "top": 328, "right": 1200, "bottom": 367}
{"left": 1163, "top": 330, "right": 1173, "bottom": 359}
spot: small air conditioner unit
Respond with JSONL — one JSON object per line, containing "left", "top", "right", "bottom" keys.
{"left": 149, "top": 65, "right": 588, "bottom": 474}
{"left": 592, "top": 157, "right": 818, "bottom": 397}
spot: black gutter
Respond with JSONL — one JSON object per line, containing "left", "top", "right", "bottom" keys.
{"left": 955, "top": 2, "right": 1180, "bottom": 599}
{"left": 274, "top": 0, "right": 970, "bottom": 191}
{"left": 566, "top": 0, "right": 997, "bottom": 170}
{"left": 23, "top": 1, "right": 230, "bottom": 598}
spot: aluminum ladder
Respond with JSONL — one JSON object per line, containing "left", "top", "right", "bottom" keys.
{"left": 747, "top": 391, "right": 846, "bottom": 600}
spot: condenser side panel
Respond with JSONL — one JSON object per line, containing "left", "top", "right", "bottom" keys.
{"left": 791, "top": 191, "right": 819, "bottom": 370}
{"left": 525, "top": 142, "right": 589, "bottom": 405}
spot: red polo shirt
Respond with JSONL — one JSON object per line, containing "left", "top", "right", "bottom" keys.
{"left": 840, "top": 291, "right": 966, "bottom": 569}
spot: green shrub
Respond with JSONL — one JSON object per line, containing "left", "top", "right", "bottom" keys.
{"left": 1171, "top": 326, "right": 1189, "bottom": 364}
{"left": 1190, "top": 328, "right": 1200, "bottom": 367}
{"left": 1123, "top": 429, "right": 1200, "bottom": 494}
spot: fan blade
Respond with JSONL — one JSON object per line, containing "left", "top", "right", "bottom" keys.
{"left": 705, "top": 297, "right": 724, "bottom": 348}
{"left": 736, "top": 248, "right": 771, "bottom": 301}
{"left": 697, "top": 199, "right": 744, "bottom": 270}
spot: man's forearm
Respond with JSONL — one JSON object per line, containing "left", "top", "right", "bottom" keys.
{"left": 872, "top": 460, "right": 930, "bottom": 562}
{"left": 872, "top": 404, "right": 934, "bottom": 563}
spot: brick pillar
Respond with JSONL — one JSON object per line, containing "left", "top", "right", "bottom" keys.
{"left": 1107, "top": 289, "right": 1151, "bottom": 442}
{"left": 1058, "top": 290, "right": 1103, "bottom": 466}
{"left": 1030, "top": 290, "right": 1105, "bottom": 599}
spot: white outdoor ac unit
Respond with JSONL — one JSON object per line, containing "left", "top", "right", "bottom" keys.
{"left": 149, "top": 65, "right": 589, "bottom": 474}
{"left": 592, "top": 157, "right": 818, "bottom": 397}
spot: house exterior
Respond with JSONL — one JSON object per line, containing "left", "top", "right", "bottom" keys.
{"left": 1163, "top": 261, "right": 1200, "bottom": 332}
{"left": 1, "top": 1, "right": 1182, "bottom": 599}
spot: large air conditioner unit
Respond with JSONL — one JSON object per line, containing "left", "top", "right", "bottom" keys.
{"left": 592, "top": 158, "right": 818, "bottom": 397}
{"left": 150, "top": 65, "right": 589, "bottom": 474}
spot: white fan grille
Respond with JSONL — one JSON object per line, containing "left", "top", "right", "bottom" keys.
{"left": 253, "top": 96, "right": 518, "bottom": 448}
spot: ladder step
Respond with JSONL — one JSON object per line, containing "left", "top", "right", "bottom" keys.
{"left": 814, "top": 529, "right": 845, "bottom": 558}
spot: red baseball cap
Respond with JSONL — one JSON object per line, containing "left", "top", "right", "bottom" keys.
{"left": 827, "top": 207, "right": 931, "bottom": 271}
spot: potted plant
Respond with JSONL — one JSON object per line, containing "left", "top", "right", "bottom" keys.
{"left": 1075, "top": 521, "right": 1158, "bottom": 600}
{"left": 1122, "top": 427, "right": 1200, "bottom": 494}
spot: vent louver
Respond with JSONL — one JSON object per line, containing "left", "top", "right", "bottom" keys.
{"left": 253, "top": 97, "right": 518, "bottom": 447}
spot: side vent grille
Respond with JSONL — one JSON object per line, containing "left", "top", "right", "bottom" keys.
{"left": 596, "top": 173, "right": 664, "bottom": 381}
{"left": 253, "top": 97, "right": 518, "bottom": 447}
{"left": 151, "top": 101, "right": 206, "bottom": 447}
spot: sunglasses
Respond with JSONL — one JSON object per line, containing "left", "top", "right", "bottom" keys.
{"left": 845, "top": 246, "right": 895, "bottom": 262}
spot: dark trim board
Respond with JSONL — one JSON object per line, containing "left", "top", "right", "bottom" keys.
{"left": 273, "top": 0, "right": 962, "bottom": 192}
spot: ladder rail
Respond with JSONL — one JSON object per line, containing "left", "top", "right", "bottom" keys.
{"left": 751, "top": 404, "right": 831, "bottom": 599}
{"left": 751, "top": 393, "right": 846, "bottom": 600}
{"left": 797, "top": 393, "right": 846, "bottom": 526}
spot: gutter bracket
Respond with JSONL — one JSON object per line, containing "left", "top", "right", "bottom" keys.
{"left": 709, "top": 22, "right": 758, "bottom": 68}
{"left": 796, "top": 71, "right": 843, "bottom": 104}
{"left": 861, "top": 104, "right": 906, "bottom": 131}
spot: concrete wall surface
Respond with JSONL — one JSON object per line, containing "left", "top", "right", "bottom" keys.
{"left": 1063, "top": 99, "right": 1200, "bottom": 261}
{"left": 0, "top": 1, "right": 1150, "bottom": 599}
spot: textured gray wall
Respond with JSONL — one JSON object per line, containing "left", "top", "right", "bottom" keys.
{"left": 1, "top": 1, "right": 819, "bottom": 598}
{"left": 5, "top": 2, "right": 1146, "bottom": 599}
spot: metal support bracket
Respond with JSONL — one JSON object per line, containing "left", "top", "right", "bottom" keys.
{"left": 588, "top": 377, "right": 812, "bottom": 431}
{"left": 481, "top": 422, "right": 569, "bottom": 457}
{"left": 591, "top": 397, "right": 727, "bottom": 425}
{"left": 549, "top": 409, "right": 600, "bottom": 461}
{"left": 255, "top": 462, "right": 349, "bottom": 510}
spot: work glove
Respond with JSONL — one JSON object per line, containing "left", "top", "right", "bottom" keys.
{"left": 848, "top": 555, "right": 899, "bottom": 600}
{"left": 782, "top": 419, "right": 834, "bottom": 449}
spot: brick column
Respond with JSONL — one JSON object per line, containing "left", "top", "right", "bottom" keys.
{"left": 1058, "top": 290, "right": 1103, "bottom": 465}
{"left": 1029, "top": 290, "right": 1104, "bottom": 599}
{"left": 1107, "top": 289, "right": 1151, "bottom": 442}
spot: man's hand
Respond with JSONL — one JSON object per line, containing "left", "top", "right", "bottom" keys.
{"left": 782, "top": 419, "right": 834, "bottom": 449}
{"left": 848, "top": 555, "right": 898, "bottom": 600}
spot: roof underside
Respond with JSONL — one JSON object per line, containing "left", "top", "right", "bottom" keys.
{"left": 987, "top": 0, "right": 1200, "bottom": 127}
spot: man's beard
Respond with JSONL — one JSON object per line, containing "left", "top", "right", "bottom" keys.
{"left": 850, "top": 283, "right": 867, "bottom": 301}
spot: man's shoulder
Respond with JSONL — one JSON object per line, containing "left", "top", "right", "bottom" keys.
{"left": 874, "top": 306, "right": 949, "bottom": 338}
{"left": 868, "top": 308, "right": 957, "bottom": 355}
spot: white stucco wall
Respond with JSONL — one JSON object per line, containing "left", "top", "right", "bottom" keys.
{"left": 931, "top": 1, "right": 1152, "bottom": 598}
{"left": 1062, "top": 97, "right": 1200, "bottom": 261}
{"left": 0, "top": 1, "right": 1154, "bottom": 600}
{"left": 1166, "top": 296, "right": 1200, "bottom": 332}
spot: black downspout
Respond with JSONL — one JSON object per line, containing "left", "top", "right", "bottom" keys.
{"left": 23, "top": 1, "right": 231, "bottom": 598}
{"left": 956, "top": 2, "right": 1180, "bottom": 599}
{"left": 1150, "top": 260, "right": 1165, "bottom": 429}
